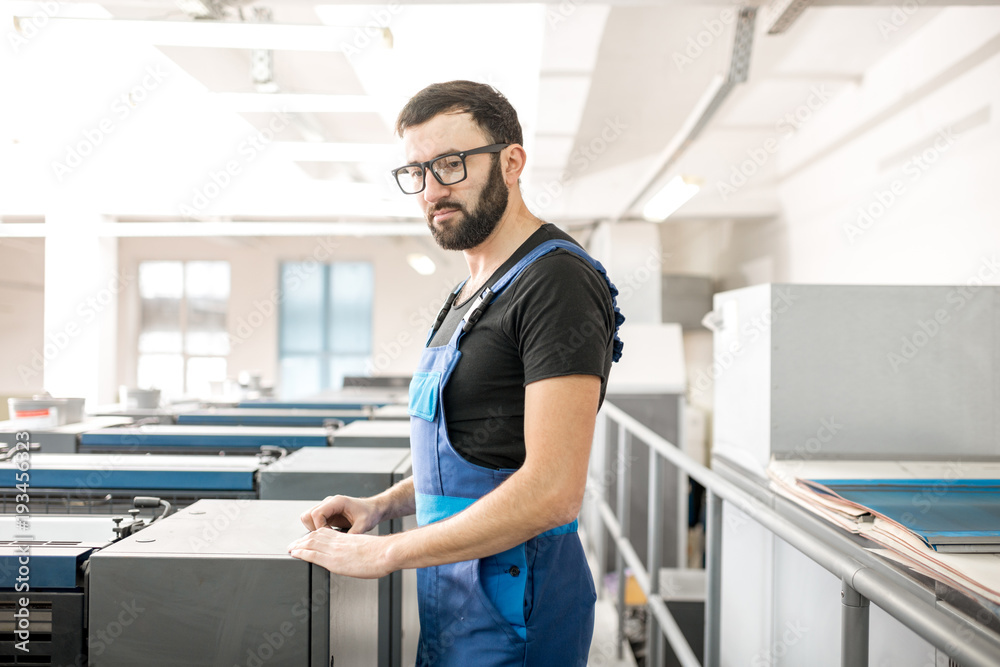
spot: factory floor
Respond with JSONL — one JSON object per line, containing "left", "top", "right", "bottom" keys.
{"left": 585, "top": 533, "right": 638, "bottom": 667}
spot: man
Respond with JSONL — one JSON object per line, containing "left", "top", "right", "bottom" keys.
{"left": 288, "top": 80, "right": 624, "bottom": 666}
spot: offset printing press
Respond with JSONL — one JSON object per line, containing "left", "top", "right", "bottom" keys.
{"left": 1, "top": 502, "right": 403, "bottom": 666}
{"left": 0, "top": 448, "right": 412, "bottom": 513}
{"left": 709, "top": 284, "right": 1000, "bottom": 666}
{"left": 0, "top": 448, "right": 415, "bottom": 666}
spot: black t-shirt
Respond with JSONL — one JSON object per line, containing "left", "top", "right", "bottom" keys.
{"left": 427, "top": 224, "right": 616, "bottom": 470}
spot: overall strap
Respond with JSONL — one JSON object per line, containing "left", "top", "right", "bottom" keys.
{"left": 446, "top": 239, "right": 625, "bottom": 361}
{"left": 425, "top": 279, "right": 467, "bottom": 347}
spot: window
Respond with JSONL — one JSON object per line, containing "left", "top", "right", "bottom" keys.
{"left": 137, "top": 261, "right": 230, "bottom": 398}
{"left": 279, "top": 262, "right": 373, "bottom": 398}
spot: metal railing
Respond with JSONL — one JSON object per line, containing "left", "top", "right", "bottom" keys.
{"left": 584, "top": 400, "right": 1000, "bottom": 667}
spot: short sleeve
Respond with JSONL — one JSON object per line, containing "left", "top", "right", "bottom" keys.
{"left": 500, "top": 251, "right": 615, "bottom": 387}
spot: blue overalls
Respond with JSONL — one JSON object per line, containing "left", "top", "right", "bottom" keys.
{"left": 407, "top": 239, "right": 625, "bottom": 666}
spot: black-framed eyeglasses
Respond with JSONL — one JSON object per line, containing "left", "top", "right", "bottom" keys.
{"left": 391, "top": 143, "right": 509, "bottom": 194}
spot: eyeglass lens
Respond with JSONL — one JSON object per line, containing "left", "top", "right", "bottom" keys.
{"left": 395, "top": 154, "right": 467, "bottom": 194}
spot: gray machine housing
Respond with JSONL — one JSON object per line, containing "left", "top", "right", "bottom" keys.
{"left": 711, "top": 284, "right": 1000, "bottom": 666}
{"left": 89, "top": 500, "right": 388, "bottom": 667}
{"left": 712, "top": 283, "right": 999, "bottom": 468}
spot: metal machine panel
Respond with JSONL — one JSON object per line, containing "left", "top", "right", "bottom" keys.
{"left": 331, "top": 420, "right": 410, "bottom": 448}
{"left": 177, "top": 407, "right": 370, "bottom": 427}
{"left": 0, "top": 544, "right": 101, "bottom": 588}
{"left": 0, "top": 417, "right": 133, "bottom": 454}
{"left": 259, "top": 447, "right": 411, "bottom": 500}
{"left": 79, "top": 424, "right": 330, "bottom": 453}
{"left": 712, "top": 284, "right": 1000, "bottom": 468}
{"left": 89, "top": 500, "right": 382, "bottom": 667}
{"left": 0, "top": 454, "right": 259, "bottom": 492}
{"left": 240, "top": 398, "right": 388, "bottom": 410}
{"left": 371, "top": 404, "right": 411, "bottom": 420}
{"left": 0, "top": 515, "right": 117, "bottom": 542}
{"left": 88, "top": 403, "right": 202, "bottom": 424}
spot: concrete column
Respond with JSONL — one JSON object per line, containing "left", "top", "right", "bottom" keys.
{"left": 589, "top": 221, "right": 663, "bottom": 323}
{"left": 43, "top": 210, "right": 122, "bottom": 406}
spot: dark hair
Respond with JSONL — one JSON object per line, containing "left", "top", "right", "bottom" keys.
{"left": 395, "top": 80, "right": 523, "bottom": 146}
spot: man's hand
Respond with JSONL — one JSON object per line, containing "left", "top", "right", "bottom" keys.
{"left": 300, "top": 495, "right": 382, "bottom": 535}
{"left": 287, "top": 528, "right": 393, "bottom": 579}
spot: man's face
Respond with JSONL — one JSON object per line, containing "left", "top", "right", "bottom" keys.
{"left": 401, "top": 113, "right": 509, "bottom": 251}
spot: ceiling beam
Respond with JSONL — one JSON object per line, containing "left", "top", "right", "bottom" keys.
{"left": 38, "top": 17, "right": 354, "bottom": 51}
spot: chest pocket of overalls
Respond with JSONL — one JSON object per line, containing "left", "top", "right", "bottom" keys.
{"left": 408, "top": 371, "right": 441, "bottom": 422}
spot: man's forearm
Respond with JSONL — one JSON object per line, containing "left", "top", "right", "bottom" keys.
{"left": 380, "top": 463, "right": 577, "bottom": 572}
{"left": 373, "top": 476, "right": 416, "bottom": 523}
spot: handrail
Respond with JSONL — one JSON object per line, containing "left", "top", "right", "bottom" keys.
{"left": 588, "top": 400, "right": 1000, "bottom": 667}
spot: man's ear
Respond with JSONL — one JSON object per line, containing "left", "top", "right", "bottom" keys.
{"left": 503, "top": 144, "right": 527, "bottom": 186}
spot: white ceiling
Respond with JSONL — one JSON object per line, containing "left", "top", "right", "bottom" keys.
{"left": 0, "top": 0, "right": 954, "bottom": 229}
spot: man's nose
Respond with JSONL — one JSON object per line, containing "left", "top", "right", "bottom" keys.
{"left": 422, "top": 173, "right": 450, "bottom": 205}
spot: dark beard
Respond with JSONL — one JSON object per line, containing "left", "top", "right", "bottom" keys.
{"left": 427, "top": 157, "right": 509, "bottom": 251}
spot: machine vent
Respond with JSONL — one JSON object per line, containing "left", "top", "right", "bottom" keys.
{"left": 0, "top": 599, "right": 54, "bottom": 666}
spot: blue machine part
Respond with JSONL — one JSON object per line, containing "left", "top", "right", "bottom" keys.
{"left": 807, "top": 478, "right": 1000, "bottom": 550}
{"left": 177, "top": 408, "right": 366, "bottom": 427}
{"left": 238, "top": 400, "right": 388, "bottom": 410}
{"left": 79, "top": 425, "right": 330, "bottom": 451}
{"left": 0, "top": 454, "right": 260, "bottom": 491}
{"left": 0, "top": 544, "right": 102, "bottom": 589}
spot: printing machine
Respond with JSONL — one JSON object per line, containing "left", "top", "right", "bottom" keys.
{"left": 0, "top": 447, "right": 412, "bottom": 514}
{"left": 87, "top": 402, "right": 205, "bottom": 425}
{"left": 88, "top": 404, "right": 372, "bottom": 427}
{"left": 371, "top": 404, "right": 412, "bottom": 421}
{"left": 78, "top": 424, "right": 333, "bottom": 455}
{"left": 0, "top": 448, "right": 416, "bottom": 666}
{"left": 1, "top": 501, "right": 406, "bottom": 666}
{"left": 330, "top": 420, "right": 411, "bottom": 449}
{"left": 2, "top": 417, "right": 413, "bottom": 456}
{"left": 0, "top": 417, "right": 132, "bottom": 454}
{"left": 709, "top": 284, "right": 1000, "bottom": 665}
{"left": 175, "top": 406, "right": 371, "bottom": 427}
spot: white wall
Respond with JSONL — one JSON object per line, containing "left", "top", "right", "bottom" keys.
{"left": 773, "top": 10, "right": 1000, "bottom": 284}
{"left": 0, "top": 238, "right": 46, "bottom": 413}
{"left": 665, "top": 11, "right": 1000, "bottom": 416}
{"left": 116, "top": 234, "right": 467, "bottom": 396}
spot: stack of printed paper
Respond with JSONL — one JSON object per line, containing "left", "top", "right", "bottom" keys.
{"left": 767, "top": 459, "right": 1000, "bottom": 605}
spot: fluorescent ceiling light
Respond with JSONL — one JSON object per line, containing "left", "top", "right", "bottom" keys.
{"left": 270, "top": 142, "right": 398, "bottom": 163}
{"left": 215, "top": 93, "right": 394, "bottom": 114}
{"left": 641, "top": 175, "right": 701, "bottom": 222}
{"left": 406, "top": 254, "right": 436, "bottom": 276}
{"left": 41, "top": 17, "right": 353, "bottom": 51}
